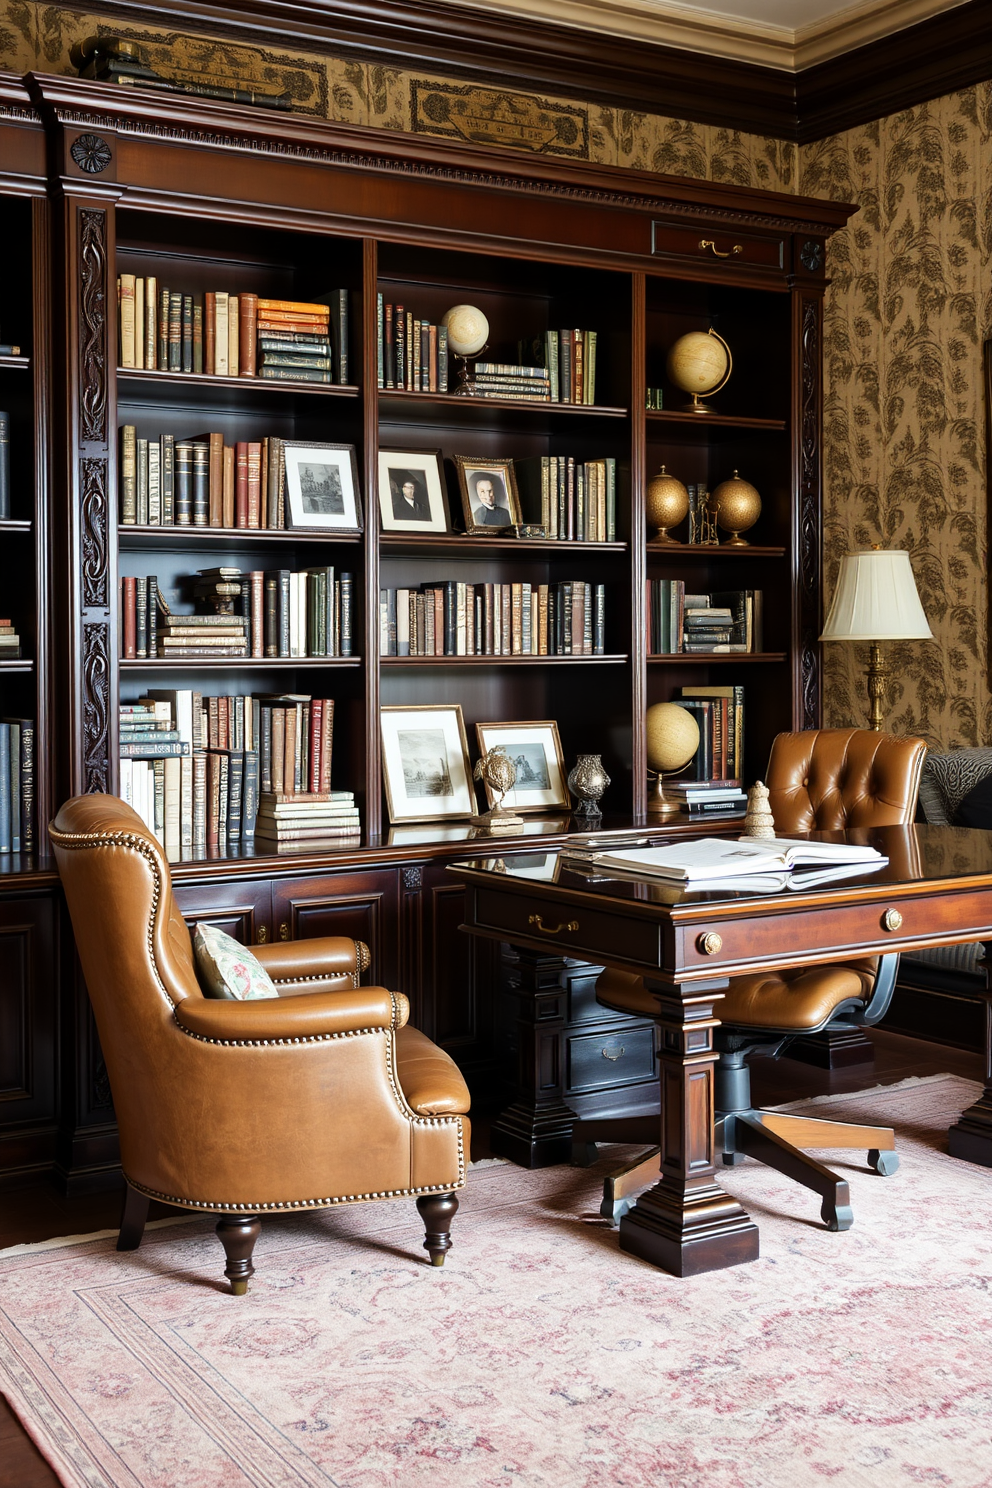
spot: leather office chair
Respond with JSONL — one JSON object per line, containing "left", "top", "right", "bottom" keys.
{"left": 50, "top": 794, "right": 471, "bottom": 1294}
{"left": 594, "top": 728, "right": 927, "bottom": 1232}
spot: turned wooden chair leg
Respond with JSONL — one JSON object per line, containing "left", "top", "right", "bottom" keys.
{"left": 216, "top": 1214, "right": 261, "bottom": 1295}
{"left": 117, "top": 1183, "right": 150, "bottom": 1251}
{"left": 416, "top": 1192, "right": 458, "bottom": 1267}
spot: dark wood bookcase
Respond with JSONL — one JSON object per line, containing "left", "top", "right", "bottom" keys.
{"left": 0, "top": 68, "right": 854, "bottom": 1187}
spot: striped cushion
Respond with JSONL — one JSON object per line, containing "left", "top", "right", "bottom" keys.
{"left": 917, "top": 748, "right": 992, "bottom": 824}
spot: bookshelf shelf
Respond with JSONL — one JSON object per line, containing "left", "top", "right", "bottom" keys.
{"left": 648, "top": 652, "right": 788, "bottom": 664}
{"left": 380, "top": 534, "right": 628, "bottom": 557}
{"left": 0, "top": 354, "right": 30, "bottom": 372}
{"left": 119, "top": 525, "right": 364, "bottom": 550}
{"left": 0, "top": 659, "right": 33, "bottom": 672}
{"left": 0, "top": 519, "right": 32, "bottom": 533}
{"left": 379, "top": 388, "right": 628, "bottom": 423}
{"left": 380, "top": 654, "right": 628, "bottom": 666}
{"left": 117, "top": 367, "right": 361, "bottom": 402}
{"left": 119, "top": 656, "right": 363, "bottom": 670}
{"left": 646, "top": 543, "right": 786, "bottom": 559}
{"left": 646, "top": 410, "right": 786, "bottom": 432}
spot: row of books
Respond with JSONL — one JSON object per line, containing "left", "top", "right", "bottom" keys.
{"left": 120, "top": 568, "right": 355, "bottom": 660}
{"left": 677, "top": 685, "right": 745, "bottom": 783}
{"left": 0, "top": 718, "right": 34, "bottom": 853}
{"left": 0, "top": 615, "right": 22, "bottom": 660}
{"left": 516, "top": 456, "right": 617, "bottom": 542}
{"left": 647, "top": 583, "right": 764, "bottom": 653}
{"left": 377, "top": 300, "right": 450, "bottom": 392}
{"left": 117, "top": 281, "right": 350, "bottom": 384}
{"left": 119, "top": 427, "right": 291, "bottom": 528}
{"left": 515, "top": 332, "right": 599, "bottom": 404}
{"left": 379, "top": 581, "right": 607, "bottom": 657}
{"left": 0, "top": 410, "right": 9, "bottom": 519}
{"left": 120, "top": 749, "right": 258, "bottom": 852}
{"left": 121, "top": 692, "right": 337, "bottom": 796}
{"left": 461, "top": 364, "right": 550, "bottom": 402}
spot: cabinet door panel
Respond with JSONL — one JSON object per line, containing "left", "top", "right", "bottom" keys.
{"left": 0, "top": 896, "right": 56, "bottom": 1120}
{"left": 421, "top": 866, "right": 498, "bottom": 1094}
{"left": 271, "top": 871, "right": 401, "bottom": 992}
{"left": 171, "top": 880, "right": 272, "bottom": 946}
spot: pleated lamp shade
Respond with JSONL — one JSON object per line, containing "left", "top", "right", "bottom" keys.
{"left": 820, "top": 549, "right": 933, "bottom": 642}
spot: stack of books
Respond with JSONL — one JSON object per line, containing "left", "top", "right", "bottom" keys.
{"left": 515, "top": 455, "right": 617, "bottom": 541}
{"left": 117, "top": 279, "right": 350, "bottom": 383}
{"left": 254, "top": 790, "right": 361, "bottom": 851}
{"left": 647, "top": 584, "right": 763, "bottom": 654}
{"left": 462, "top": 363, "right": 550, "bottom": 401}
{"left": 376, "top": 298, "right": 450, "bottom": 392}
{"left": 0, "top": 717, "right": 34, "bottom": 853}
{"left": 119, "top": 426, "right": 289, "bottom": 528}
{"left": 683, "top": 597, "right": 734, "bottom": 652}
{"left": 662, "top": 780, "right": 747, "bottom": 815}
{"left": 380, "top": 580, "right": 606, "bottom": 657}
{"left": 677, "top": 684, "right": 744, "bottom": 782}
{"left": 0, "top": 615, "right": 22, "bottom": 660}
{"left": 120, "top": 582, "right": 249, "bottom": 660}
{"left": 256, "top": 298, "right": 335, "bottom": 385}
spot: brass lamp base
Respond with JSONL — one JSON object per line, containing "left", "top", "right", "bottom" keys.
{"left": 865, "top": 641, "right": 890, "bottom": 731}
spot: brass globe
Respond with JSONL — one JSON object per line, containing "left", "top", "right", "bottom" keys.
{"left": 708, "top": 469, "right": 761, "bottom": 546}
{"left": 665, "top": 327, "right": 733, "bottom": 414}
{"left": 646, "top": 465, "right": 689, "bottom": 544}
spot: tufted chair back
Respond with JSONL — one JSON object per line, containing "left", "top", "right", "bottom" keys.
{"left": 766, "top": 729, "right": 927, "bottom": 834}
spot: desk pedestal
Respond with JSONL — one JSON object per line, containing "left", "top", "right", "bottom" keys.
{"left": 616, "top": 977, "right": 759, "bottom": 1276}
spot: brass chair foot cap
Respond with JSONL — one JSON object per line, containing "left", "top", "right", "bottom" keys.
{"left": 230, "top": 1279, "right": 249, "bottom": 1296}
{"left": 429, "top": 1253, "right": 446, "bottom": 1267}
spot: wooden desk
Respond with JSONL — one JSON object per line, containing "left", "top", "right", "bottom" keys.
{"left": 452, "top": 824, "right": 992, "bottom": 1277}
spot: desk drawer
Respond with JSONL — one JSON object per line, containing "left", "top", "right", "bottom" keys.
{"left": 474, "top": 887, "right": 661, "bottom": 965}
{"left": 651, "top": 220, "right": 785, "bottom": 272}
{"left": 567, "top": 1022, "right": 657, "bottom": 1093}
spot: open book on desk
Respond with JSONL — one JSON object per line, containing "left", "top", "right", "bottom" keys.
{"left": 587, "top": 836, "right": 887, "bottom": 884}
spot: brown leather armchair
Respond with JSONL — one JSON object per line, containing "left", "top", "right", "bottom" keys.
{"left": 596, "top": 728, "right": 927, "bottom": 1232}
{"left": 50, "top": 794, "right": 471, "bottom": 1294}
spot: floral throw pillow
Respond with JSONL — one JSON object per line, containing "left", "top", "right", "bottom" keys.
{"left": 193, "top": 923, "right": 279, "bottom": 1001}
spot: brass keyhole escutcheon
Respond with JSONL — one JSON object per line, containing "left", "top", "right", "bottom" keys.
{"left": 698, "top": 932, "right": 723, "bottom": 955}
{"left": 528, "top": 914, "right": 579, "bottom": 936}
{"left": 882, "top": 908, "right": 903, "bottom": 932}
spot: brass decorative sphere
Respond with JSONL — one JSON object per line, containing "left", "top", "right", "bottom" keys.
{"left": 442, "top": 304, "right": 489, "bottom": 357}
{"left": 646, "top": 465, "right": 689, "bottom": 544}
{"left": 665, "top": 327, "right": 733, "bottom": 413}
{"left": 645, "top": 702, "right": 700, "bottom": 774}
{"left": 708, "top": 470, "right": 761, "bottom": 546}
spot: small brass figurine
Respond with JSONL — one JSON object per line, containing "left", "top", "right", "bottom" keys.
{"left": 568, "top": 754, "right": 610, "bottom": 819}
{"left": 742, "top": 780, "right": 776, "bottom": 838}
{"left": 471, "top": 746, "right": 524, "bottom": 831}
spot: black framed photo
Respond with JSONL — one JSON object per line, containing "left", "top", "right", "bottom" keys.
{"left": 454, "top": 456, "right": 522, "bottom": 533}
{"left": 378, "top": 448, "right": 449, "bottom": 533}
{"left": 282, "top": 442, "right": 363, "bottom": 534}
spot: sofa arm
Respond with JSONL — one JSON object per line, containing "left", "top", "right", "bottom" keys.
{"left": 253, "top": 936, "right": 369, "bottom": 992}
{"left": 174, "top": 985, "right": 409, "bottom": 1043}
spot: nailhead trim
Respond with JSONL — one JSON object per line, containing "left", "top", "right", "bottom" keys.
{"left": 124, "top": 1158, "right": 467, "bottom": 1213}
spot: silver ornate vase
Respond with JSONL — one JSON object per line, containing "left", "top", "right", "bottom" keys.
{"left": 568, "top": 753, "right": 610, "bottom": 818}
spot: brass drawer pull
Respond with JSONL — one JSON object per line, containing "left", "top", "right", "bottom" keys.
{"left": 528, "top": 914, "right": 579, "bottom": 936}
{"left": 698, "top": 931, "right": 723, "bottom": 955}
{"left": 882, "top": 909, "right": 903, "bottom": 932}
{"left": 699, "top": 238, "right": 743, "bottom": 259}
{"left": 602, "top": 1044, "right": 625, "bottom": 1062}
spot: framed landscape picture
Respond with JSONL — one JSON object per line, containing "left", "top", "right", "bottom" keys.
{"left": 454, "top": 455, "right": 522, "bottom": 533}
{"left": 381, "top": 704, "right": 475, "bottom": 823}
{"left": 475, "top": 720, "right": 570, "bottom": 813}
{"left": 378, "top": 448, "right": 449, "bottom": 533}
{"left": 283, "top": 442, "right": 363, "bottom": 534}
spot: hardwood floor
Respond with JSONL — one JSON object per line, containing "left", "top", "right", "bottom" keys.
{"left": 0, "top": 1028, "right": 983, "bottom": 1488}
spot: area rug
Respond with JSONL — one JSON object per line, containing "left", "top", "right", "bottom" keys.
{"left": 2, "top": 1075, "right": 991, "bottom": 1488}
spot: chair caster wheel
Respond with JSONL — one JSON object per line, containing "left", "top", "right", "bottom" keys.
{"left": 600, "top": 1196, "right": 631, "bottom": 1228}
{"left": 868, "top": 1149, "right": 898, "bottom": 1176}
{"left": 821, "top": 1199, "right": 854, "bottom": 1232}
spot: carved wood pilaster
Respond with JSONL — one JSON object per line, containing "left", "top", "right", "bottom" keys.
{"left": 794, "top": 289, "right": 823, "bottom": 732}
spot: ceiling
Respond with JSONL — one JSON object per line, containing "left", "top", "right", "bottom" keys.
{"left": 431, "top": 0, "right": 971, "bottom": 67}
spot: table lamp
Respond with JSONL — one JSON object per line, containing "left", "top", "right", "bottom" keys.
{"left": 820, "top": 547, "right": 933, "bottom": 730}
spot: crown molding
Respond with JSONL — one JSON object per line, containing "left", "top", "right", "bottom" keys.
{"left": 44, "top": 0, "right": 992, "bottom": 142}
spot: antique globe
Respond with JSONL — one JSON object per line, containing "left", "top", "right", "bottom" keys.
{"left": 666, "top": 327, "right": 732, "bottom": 414}
{"left": 708, "top": 469, "right": 761, "bottom": 546}
{"left": 646, "top": 465, "right": 689, "bottom": 544}
{"left": 645, "top": 701, "right": 700, "bottom": 816}
{"left": 442, "top": 304, "right": 490, "bottom": 357}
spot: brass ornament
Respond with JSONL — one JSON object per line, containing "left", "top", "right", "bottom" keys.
{"left": 646, "top": 465, "right": 689, "bottom": 544}
{"left": 471, "top": 745, "right": 524, "bottom": 830}
{"left": 708, "top": 470, "right": 761, "bottom": 546}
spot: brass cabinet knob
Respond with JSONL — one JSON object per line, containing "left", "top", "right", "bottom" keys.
{"left": 881, "top": 908, "right": 903, "bottom": 932}
{"left": 698, "top": 931, "right": 723, "bottom": 955}
{"left": 278, "top": 921, "right": 290, "bottom": 941}
{"left": 256, "top": 925, "right": 268, "bottom": 944}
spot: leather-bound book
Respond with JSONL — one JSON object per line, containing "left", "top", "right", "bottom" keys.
{"left": 204, "top": 291, "right": 216, "bottom": 375}
{"left": 121, "top": 575, "right": 137, "bottom": 658}
{"left": 239, "top": 293, "right": 257, "bottom": 376}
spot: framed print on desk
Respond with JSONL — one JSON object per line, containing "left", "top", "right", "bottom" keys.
{"left": 475, "top": 720, "right": 570, "bottom": 813}
{"left": 378, "top": 448, "right": 449, "bottom": 532}
{"left": 455, "top": 455, "right": 521, "bottom": 532}
{"left": 381, "top": 704, "right": 475, "bottom": 824}
{"left": 283, "top": 441, "right": 363, "bottom": 534}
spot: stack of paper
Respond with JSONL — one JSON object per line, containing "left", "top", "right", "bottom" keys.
{"left": 588, "top": 837, "right": 887, "bottom": 890}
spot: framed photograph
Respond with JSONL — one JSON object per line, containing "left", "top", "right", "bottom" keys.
{"left": 381, "top": 704, "right": 475, "bottom": 824}
{"left": 378, "top": 448, "right": 449, "bottom": 533}
{"left": 454, "top": 456, "right": 522, "bottom": 533}
{"left": 475, "top": 720, "right": 570, "bottom": 813}
{"left": 283, "top": 442, "right": 363, "bottom": 534}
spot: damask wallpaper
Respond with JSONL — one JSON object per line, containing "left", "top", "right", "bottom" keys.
{"left": 1, "top": 2, "right": 988, "bottom": 748}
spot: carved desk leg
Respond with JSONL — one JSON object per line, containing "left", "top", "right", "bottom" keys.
{"left": 490, "top": 948, "right": 576, "bottom": 1168}
{"left": 618, "top": 976, "right": 760, "bottom": 1277}
{"left": 948, "top": 985, "right": 992, "bottom": 1167}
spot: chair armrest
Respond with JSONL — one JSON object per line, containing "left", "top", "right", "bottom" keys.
{"left": 253, "top": 936, "right": 369, "bottom": 993}
{"left": 174, "top": 985, "right": 408, "bottom": 1043}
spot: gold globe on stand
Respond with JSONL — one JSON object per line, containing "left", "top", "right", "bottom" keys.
{"left": 645, "top": 702, "right": 700, "bottom": 816}
{"left": 665, "top": 326, "right": 733, "bottom": 414}
{"left": 708, "top": 469, "right": 761, "bottom": 546}
{"left": 646, "top": 465, "right": 690, "bottom": 544}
